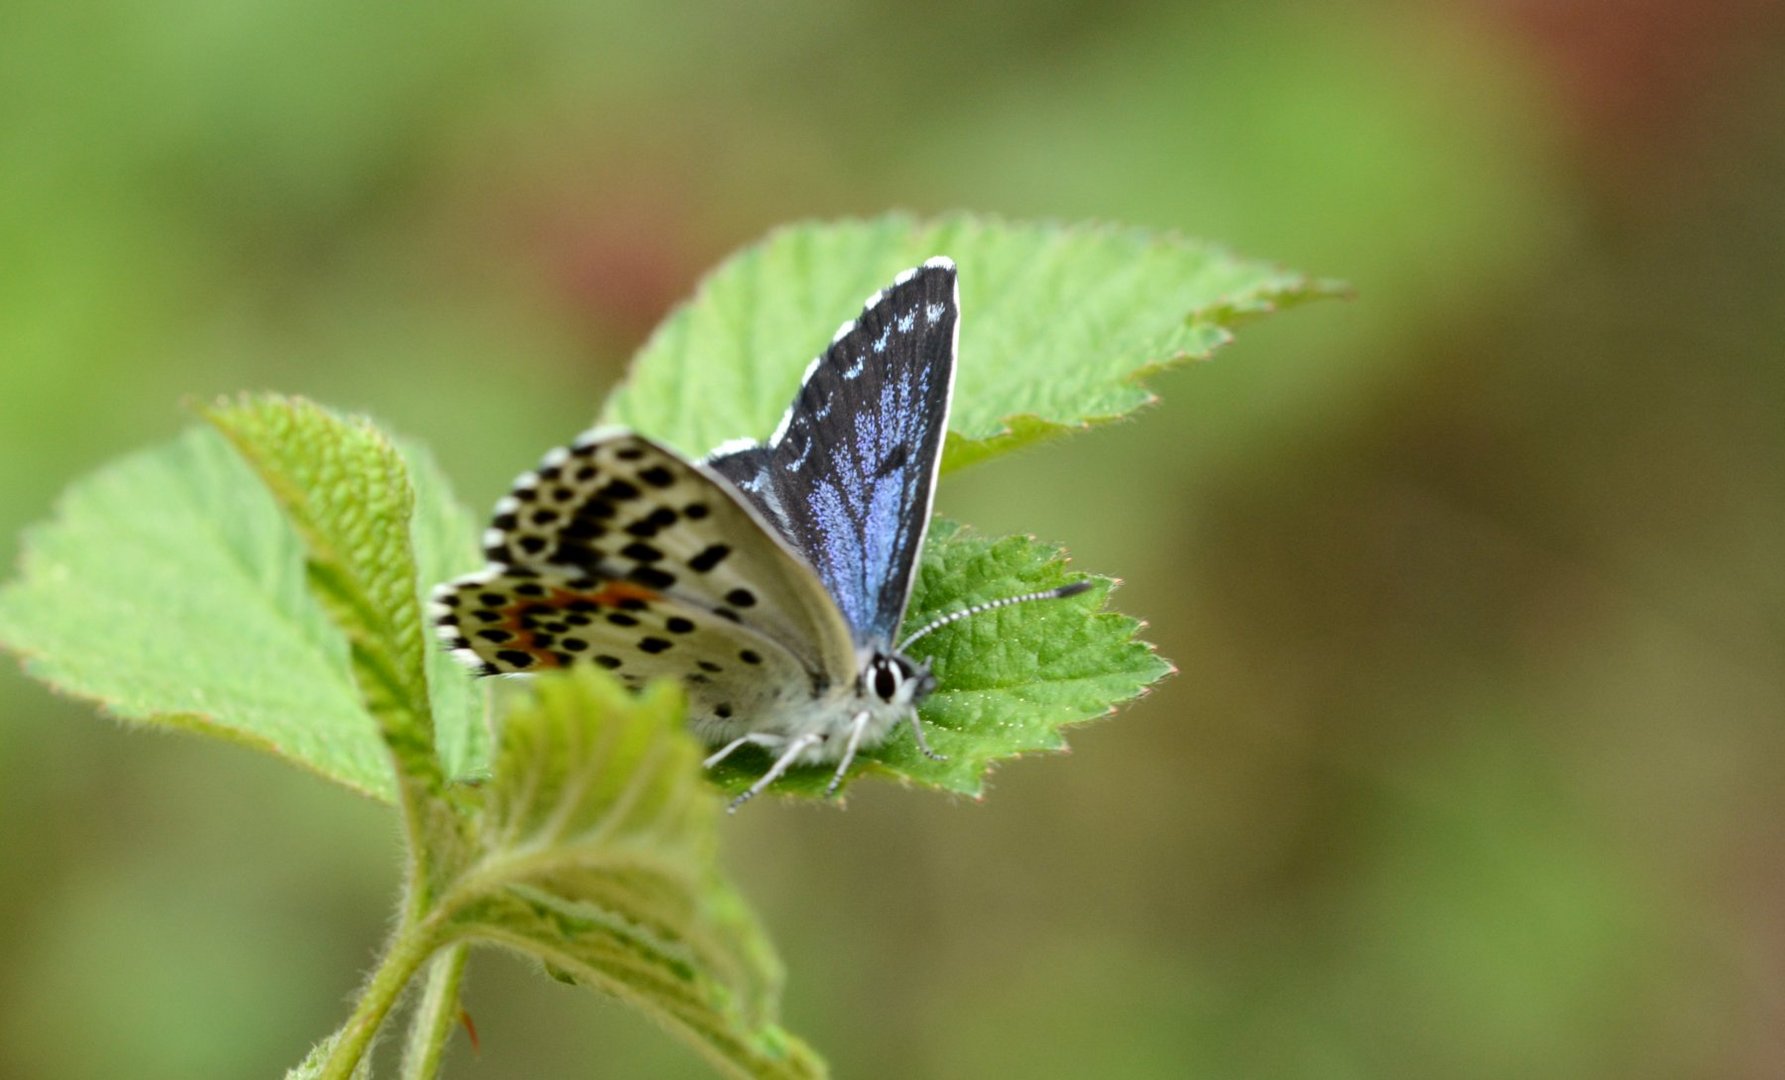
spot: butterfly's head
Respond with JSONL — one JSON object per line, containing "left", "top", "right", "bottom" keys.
{"left": 862, "top": 650, "right": 937, "bottom": 709}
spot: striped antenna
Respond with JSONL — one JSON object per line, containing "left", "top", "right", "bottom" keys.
{"left": 898, "top": 581, "right": 1093, "bottom": 651}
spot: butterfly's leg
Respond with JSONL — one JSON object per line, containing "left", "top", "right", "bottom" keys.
{"left": 823, "top": 710, "right": 873, "bottom": 797}
{"left": 703, "top": 732, "right": 786, "bottom": 769}
{"left": 729, "top": 733, "right": 823, "bottom": 813}
{"left": 905, "top": 708, "right": 948, "bottom": 762}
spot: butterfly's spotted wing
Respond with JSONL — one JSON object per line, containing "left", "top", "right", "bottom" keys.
{"left": 432, "top": 564, "right": 818, "bottom": 740}
{"left": 707, "top": 258, "right": 957, "bottom": 645}
{"left": 431, "top": 432, "right": 857, "bottom": 726}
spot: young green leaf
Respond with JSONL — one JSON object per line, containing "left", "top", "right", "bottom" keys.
{"left": 203, "top": 395, "right": 493, "bottom": 900}
{"left": 438, "top": 670, "right": 822, "bottom": 1080}
{"left": 603, "top": 213, "right": 1338, "bottom": 472}
{"left": 0, "top": 426, "right": 395, "bottom": 799}
{"left": 707, "top": 519, "right": 1170, "bottom": 799}
{"left": 0, "top": 403, "right": 491, "bottom": 805}
{"left": 204, "top": 394, "right": 450, "bottom": 796}
{"left": 402, "top": 439, "right": 489, "bottom": 783}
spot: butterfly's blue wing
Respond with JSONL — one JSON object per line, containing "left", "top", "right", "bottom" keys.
{"left": 707, "top": 258, "right": 958, "bottom": 645}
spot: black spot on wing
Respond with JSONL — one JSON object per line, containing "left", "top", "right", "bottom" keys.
{"left": 629, "top": 565, "right": 677, "bottom": 590}
{"left": 688, "top": 544, "right": 731, "bottom": 572}
{"left": 599, "top": 479, "right": 641, "bottom": 502}
{"left": 621, "top": 541, "right": 663, "bottom": 563}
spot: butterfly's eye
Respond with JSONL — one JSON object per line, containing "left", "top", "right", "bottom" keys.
{"left": 872, "top": 661, "right": 900, "bottom": 702}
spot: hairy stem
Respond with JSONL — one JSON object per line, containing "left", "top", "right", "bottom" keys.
{"left": 399, "top": 944, "right": 470, "bottom": 1080}
{"left": 317, "top": 914, "right": 443, "bottom": 1080}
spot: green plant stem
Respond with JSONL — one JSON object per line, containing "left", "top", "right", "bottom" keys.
{"left": 317, "top": 914, "right": 444, "bottom": 1080}
{"left": 399, "top": 943, "right": 470, "bottom": 1080}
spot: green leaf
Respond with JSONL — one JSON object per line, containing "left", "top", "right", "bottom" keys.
{"left": 440, "top": 670, "right": 823, "bottom": 1080}
{"left": 895, "top": 521, "right": 1171, "bottom": 792}
{"left": 603, "top": 213, "right": 1339, "bottom": 472}
{"left": 204, "top": 394, "right": 449, "bottom": 795}
{"left": 0, "top": 402, "right": 491, "bottom": 805}
{"left": 0, "top": 426, "right": 395, "bottom": 799}
{"left": 403, "top": 440, "right": 490, "bottom": 783}
{"left": 709, "top": 520, "right": 1171, "bottom": 799}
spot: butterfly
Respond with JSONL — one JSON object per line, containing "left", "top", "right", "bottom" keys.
{"left": 431, "top": 257, "right": 1087, "bottom": 809}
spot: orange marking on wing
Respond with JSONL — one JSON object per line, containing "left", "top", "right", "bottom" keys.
{"left": 489, "top": 580, "right": 662, "bottom": 669}
{"left": 567, "top": 581, "right": 663, "bottom": 606}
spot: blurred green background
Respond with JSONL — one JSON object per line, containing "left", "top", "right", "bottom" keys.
{"left": 3, "top": 2, "right": 1782, "bottom": 1077}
